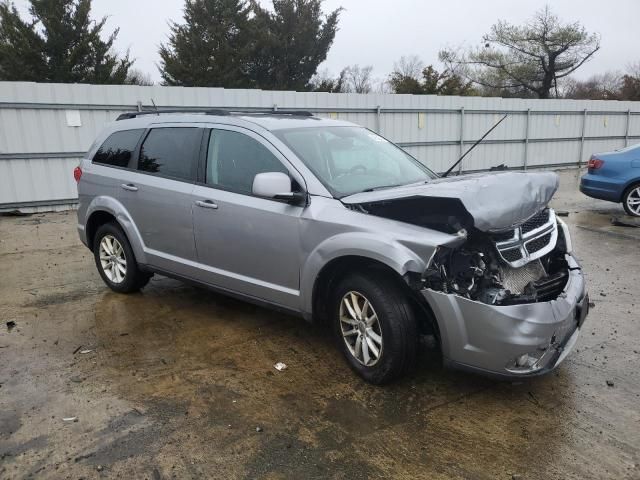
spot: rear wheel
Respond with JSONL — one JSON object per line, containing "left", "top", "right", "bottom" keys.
{"left": 332, "top": 271, "right": 417, "bottom": 384}
{"left": 93, "top": 222, "right": 151, "bottom": 293}
{"left": 623, "top": 183, "right": 640, "bottom": 217}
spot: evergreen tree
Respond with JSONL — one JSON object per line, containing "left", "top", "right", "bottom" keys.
{"left": 248, "top": 0, "right": 341, "bottom": 91}
{"left": 159, "top": 0, "right": 253, "bottom": 87}
{"left": 0, "top": 0, "right": 133, "bottom": 83}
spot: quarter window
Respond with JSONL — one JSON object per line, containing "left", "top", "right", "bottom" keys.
{"left": 206, "top": 129, "right": 289, "bottom": 194}
{"left": 138, "top": 128, "right": 201, "bottom": 181}
{"left": 92, "top": 129, "right": 144, "bottom": 168}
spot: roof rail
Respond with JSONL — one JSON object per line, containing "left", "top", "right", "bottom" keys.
{"left": 115, "top": 109, "right": 314, "bottom": 121}
{"left": 116, "top": 109, "right": 230, "bottom": 121}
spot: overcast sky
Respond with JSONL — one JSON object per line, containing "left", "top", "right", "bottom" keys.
{"left": 14, "top": 0, "right": 640, "bottom": 84}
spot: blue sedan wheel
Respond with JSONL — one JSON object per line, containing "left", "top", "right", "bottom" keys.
{"left": 623, "top": 183, "right": 640, "bottom": 217}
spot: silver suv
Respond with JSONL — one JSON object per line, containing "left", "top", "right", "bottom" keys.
{"left": 76, "top": 110, "right": 589, "bottom": 384}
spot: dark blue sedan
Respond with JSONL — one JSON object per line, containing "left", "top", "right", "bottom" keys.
{"left": 580, "top": 143, "right": 640, "bottom": 217}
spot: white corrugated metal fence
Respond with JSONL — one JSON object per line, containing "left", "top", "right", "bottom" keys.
{"left": 1, "top": 81, "right": 639, "bottom": 210}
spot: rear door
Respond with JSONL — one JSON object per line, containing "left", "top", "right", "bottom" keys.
{"left": 118, "top": 126, "right": 204, "bottom": 273}
{"left": 191, "top": 126, "right": 305, "bottom": 309}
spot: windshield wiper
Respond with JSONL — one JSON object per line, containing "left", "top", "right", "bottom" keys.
{"left": 361, "top": 184, "right": 402, "bottom": 193}
{"left": 361, "top": 179, "right": 426, "bottom": 193}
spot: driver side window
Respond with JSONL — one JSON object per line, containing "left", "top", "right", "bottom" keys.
{"left": 206, "top": 129, "right": 289, "bottom": 194}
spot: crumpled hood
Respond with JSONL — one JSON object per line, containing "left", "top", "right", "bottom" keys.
{"left": 341, "top": 171, "right": 559, "bottom": 232}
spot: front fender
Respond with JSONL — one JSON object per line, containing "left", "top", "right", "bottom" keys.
{"left": 299, "top": 232, "right": 431, "bottom": 315}
{"left": 85, "top": 196, "right": 147, "bottom": 265}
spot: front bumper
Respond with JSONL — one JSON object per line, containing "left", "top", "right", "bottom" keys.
{"left": 422, "top": 254, "right": 588, "bottom": 379}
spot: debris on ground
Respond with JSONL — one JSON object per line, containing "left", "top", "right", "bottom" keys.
{"left": 556, "top": 210, "right": 570, "bottom": 217}
{"left": 273, "top": 362, "right": 287, "bottom": 371}
{"left": 0, "top": 209, "right": 31, "bottom": 217}
{"left": 489, "top": 164, "right": 508, "bottom": 171}
{"left": 611, "top": 216, "right": 640, "bottom": 228}
{"left": 6, "top": 320, "right": 16, "bottom": 331}
{"left": 589, "top": 302, "right": 596, "bottom": 308}
{"left": 606, "top": 380, "right": 615, "bottom": 387}
{"left": 72, "top": 345, "right": 83, "bottom": 354}
{"left": 256, "top": 426, "right": 263, "bottom": 433}
{"left": 70, "top": 376, "right": 83, "bottom": 383}
{"left": 62, "top": 416, "right": 78, "bottom": 422}
{"left": 132, "top": 406, "right": 147, "bottom": 416}
{"left": 79, "top": 349, "right": 93, "bottom": 354}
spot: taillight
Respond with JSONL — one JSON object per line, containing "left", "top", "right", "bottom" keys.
{"left": 73, "top": 166, "right": 82, "bottom": 183}
{"left": 587, "top": 157, "right": 604, "bottom": 170}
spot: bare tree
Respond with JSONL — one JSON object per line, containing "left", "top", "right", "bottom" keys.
{"left": 341, "top": 64, "right": 374, "bottom": 93}
{"left": 563, "top": 72, "right": 622, "bottom": 100}
{"left": 126, "top": 69, "right": 154, "bottom": 86}
{"left": 393, "top": 55, "right": 424, "bottom": 80}
{"left": 309, "top": 68, "right": 345, "bottom": 92}
{"left": 440, "top": 6, "right": 600, "bottom": 99}
{"left": 620, "top": 61, "right": 640, "bottom": 100}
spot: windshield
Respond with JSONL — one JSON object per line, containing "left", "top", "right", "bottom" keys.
{"left": 274, "top": 126, "right": 436, "bottom": 197}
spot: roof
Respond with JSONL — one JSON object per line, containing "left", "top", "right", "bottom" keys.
{"left": 113, "top": 110, "right": 356, "bottom": 132}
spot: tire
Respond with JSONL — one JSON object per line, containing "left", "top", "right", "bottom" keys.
{"left": 332, "top": 271, "right": 417, "bottom": 384}
{"left": 622, "top": 182, "right": 640, "bottom": 217}
{"left": 93, "top": 222, "right": 151, "bottom": 293}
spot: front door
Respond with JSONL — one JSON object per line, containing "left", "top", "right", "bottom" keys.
{"left": 192, "top": 126, "right": 304, "bottom": 309}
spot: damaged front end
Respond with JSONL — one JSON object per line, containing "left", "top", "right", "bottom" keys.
{"left": 418, "top": 210, "right": 588, "bottom": 378}
{"left": 343, "top": 172, "right": 589, "bottom": 377}
{"left": 423, "top": 208, "right": 569, "bottom": 307}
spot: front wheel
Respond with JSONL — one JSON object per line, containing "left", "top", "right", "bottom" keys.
{"left": 93, "top": 222, "right": 151, "bottom": 293}
{"left": 623, "top": 183, "right": 640, "bottom": 217}
{"left": 332, "top": 271, "right": 417, "bottom": 384}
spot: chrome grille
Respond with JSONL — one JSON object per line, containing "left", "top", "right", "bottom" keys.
{"left": 521, "top": 209, "right": 550, "bottom": 234}
{"left": 526, "top": 232, "right": 552, "bottom": 255}
{"left": 493, "top": 209, "right": 558, "bottom": 268}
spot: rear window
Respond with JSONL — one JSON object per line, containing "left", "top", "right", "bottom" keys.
{"left": 92, "top": 129, "right": 144, "bottom": 167}
{"left": 137, "top": 128, "right": 201, "bottom": 181}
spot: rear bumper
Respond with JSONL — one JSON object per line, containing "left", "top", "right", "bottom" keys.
{"left": 580, "top": 173, "right": 623, "bottom": 202}
{"left": 422, "top": 254, "right": 588, "bottom": 379}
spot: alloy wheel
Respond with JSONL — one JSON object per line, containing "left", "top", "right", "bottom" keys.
{"left": 99, "top": 234, "right": 127, "bottom": 284}
{"left": 626, "top": 186, "right": 640, "bottom": 216}
{"left": 339, "top": 291, "right": 383, "bottom": 367}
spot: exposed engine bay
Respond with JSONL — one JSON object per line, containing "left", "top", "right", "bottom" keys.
{"left": 348, "top": 198, "right": 570, "bottom": 305}
{"left": 341, "top": 171, "right": 571, "bottom": 306}
{"left": 421, "top": 208, "right": 571, "bottom": 305}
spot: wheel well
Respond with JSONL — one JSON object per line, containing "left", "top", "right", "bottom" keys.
{"left": 623, "top": 179, "right": 640, "bottom": 199}
{"left": 85, "top": 210, "right": 117, "bottom": 250}
{"left": 311, "top": 255, "right": 440, "bottom": 339}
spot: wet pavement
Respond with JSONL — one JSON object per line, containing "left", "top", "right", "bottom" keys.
{"left": 1, "top": 168, "right": 639, "bottom": 479}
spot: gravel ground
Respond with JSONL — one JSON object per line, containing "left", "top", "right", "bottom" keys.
{"left": 0, "top": 168, "right": 639, "bottom": 479}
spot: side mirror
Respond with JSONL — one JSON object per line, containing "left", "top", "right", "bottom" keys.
{"left": 252, "top": 172, "right": 306, "bottom": 204}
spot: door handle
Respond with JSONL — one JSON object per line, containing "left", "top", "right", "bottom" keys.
{"left": 121, "top": 183, "right": 138, "bottom": 192}
{"left": 195, "top": 200, "right": 218, "bottom": 210}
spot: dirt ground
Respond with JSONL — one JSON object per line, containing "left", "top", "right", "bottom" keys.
{"left": 1, "top": 168, "right": 639, "bottom": 480}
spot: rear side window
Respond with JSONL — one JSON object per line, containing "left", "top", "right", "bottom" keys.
{"left": 138, "top": 128, "right": 201, "bottom": 181}
{"left": 92, "top": 129, "right": 144, "bottom": 167}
